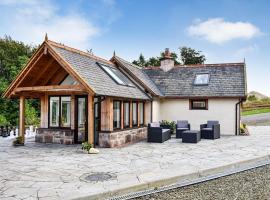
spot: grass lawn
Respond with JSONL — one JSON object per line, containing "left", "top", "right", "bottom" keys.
{"left": 241, "top": 108, "right": 270, "bottom": 116}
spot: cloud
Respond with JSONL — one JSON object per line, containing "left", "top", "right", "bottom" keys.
{"left": 187, "top": 18, "right": 261, "bottom": 44}
{"left": 235, "top": 44, "right": 258, "bottom": 56}
{"left": 0, "top": 0, "right": 99, "bottom": 49}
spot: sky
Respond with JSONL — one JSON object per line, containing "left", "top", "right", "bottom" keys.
{"left": 0, "top": 0, "right": 269, "bottom": 95}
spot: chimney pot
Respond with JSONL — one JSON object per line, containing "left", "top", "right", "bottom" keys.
{"left": 160, "top": 48, "right": 174, "bottom": 72}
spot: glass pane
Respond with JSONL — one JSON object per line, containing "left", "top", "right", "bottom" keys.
{"left": 61, "top": 96, "right": 71, "bottom": 127}
{"left": 138, "top": 102, "right": 144, "bottom": 125}
{"left": 194, "top": 74, "right": 209, "bottom": 85}
{"left": 132, "top": 102, "right": 137, "bottom": 125}
{"left": 60, "top": 75, "right": 78, "bottom": 85}
{"left": 78, "top": 98, "right": 86, "bottom": 143}
{"left": 113, "top": 101, "right": 121, "bottom": 129}
{"left": 101, "top": 64, "right": 125, "bottom": 85}
{"left": 124, "top": 102, "right": 130, "bottom": 127}
{"left": 192, "top": 101, "right": 206, "bottom": 108}
{"left": 49, "top": 97, "right": 59, "bottom": 127}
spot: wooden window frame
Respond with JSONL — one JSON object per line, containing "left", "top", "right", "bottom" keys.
{"left": 123, "top": 101, "right": 130, "bottom": 128}
{"left": 113, "top": 100, "right": 122, "bottom": 130}
{"left": 189, "top": 99, "right": 208, "bottom": 110}
{"left": 48, "top": 95, "right": 71, "bottom": 129}
{"left": 132, "top": 101, "right": 138, "bottom": 126}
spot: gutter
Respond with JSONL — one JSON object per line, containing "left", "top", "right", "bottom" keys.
{"left": 235, "top": 99, "right": 243, "bottom": 135}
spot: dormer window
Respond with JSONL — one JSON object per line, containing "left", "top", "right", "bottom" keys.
{"left": 194, "top": 74, "right": 210, "bottom": 85}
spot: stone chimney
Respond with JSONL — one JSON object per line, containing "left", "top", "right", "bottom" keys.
{"left": 160, "top": 48, "right": 174, "bottom": 72}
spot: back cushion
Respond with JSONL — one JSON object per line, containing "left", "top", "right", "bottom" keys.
{"left": 177, "top": 120, "right": 188, "bottom": 128}
{"left": 151, "top": 122, "right": 160, "bottom": 127}
{"left": 207, "top": 121, "right": 219, "bottom": 128}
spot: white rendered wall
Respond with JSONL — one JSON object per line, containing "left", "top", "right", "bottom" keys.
{"left": 152, "top": 98, "right": 161, "bottom": 122}
{"left": 155, "top": 98, "right": 239, "bottom": 135}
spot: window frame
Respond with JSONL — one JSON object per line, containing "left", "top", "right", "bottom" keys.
{"left": 194, "top": 73, "right": 210, "bottom": 86}
{"left": 48, "top": 95, "right": 71, "bottom": 129}
{"left": 138, "top": 102, "right": 145, "bottom": 126}
{"left": 123, "top": 101, "right": 130, "bottom": 128}
{"left": 189, "top": 99, "right": 208, "bottom": 110}
{"left": 132, "top": 101, "right": 138, "bottom": 126}
{"left": 113, "top": 100, "right": 122, "bottom": 130}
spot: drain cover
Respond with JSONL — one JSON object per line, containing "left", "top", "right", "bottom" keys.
{"left": 80, "top": 172, "right": 117, "bottom": 183}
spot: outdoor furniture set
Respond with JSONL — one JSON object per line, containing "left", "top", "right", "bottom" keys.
{"left": 148, "top": 120, "right": 220, "bottom": 143}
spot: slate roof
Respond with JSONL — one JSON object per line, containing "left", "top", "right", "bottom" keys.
{"left": 113, "top": 56, "right": 163, "bottom": 96}
{"left": 49, "top": 42, "right": 150, "bottom": 100}
{"left": 143, "top": 64, "right": 246, "bottom": 98}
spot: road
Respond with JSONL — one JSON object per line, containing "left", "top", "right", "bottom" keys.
{"left": 242, "top": 112, "right": 270, "bottom": 126}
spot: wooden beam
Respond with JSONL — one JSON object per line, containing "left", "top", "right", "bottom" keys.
{"left": 47, "top": 47, "right": 95, "bottom": 95}
{"left": 3, "top": 43, "right": 46, "bottom": 98}
{"left": 121, "top": 101, "right": 124, "bottom": 129}
{"left": 48, "top": 69, "right": 68, "bottom": 85}
{"left": 38, "top": 61, "right": 61, "bottom": 85}
{"left": 14, "top": 85, "right": 85, "bottom": 92}
{"left": 31, "top": 57, "right": 55, "bottom": 86}
{"left": 19, "top": 96, "right": 25, "bottom": 142}
{"left": 88, "top": 94, "right": 94, "bottom": 144}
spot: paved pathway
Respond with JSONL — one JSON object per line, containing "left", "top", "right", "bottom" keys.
{"left": 242, "top": 113, "right": 270, "bottom": 126}
{"left": 1, "top": 126, "right": 270, "bottom": 200}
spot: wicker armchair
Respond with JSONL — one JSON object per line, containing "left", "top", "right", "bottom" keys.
{"left": 200, "top": 121, "right": 220, "bottom": 139}
{"left": 175, "top": 120, "right": 190, "bottom": 138}
{"left": 147, "top": 122, "right": 171, "bottom": 143}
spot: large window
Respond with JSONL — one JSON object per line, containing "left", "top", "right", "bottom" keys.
{"left": 132, "top": 102, "right": 138, "bottom": 126}
{"left": 138, "top": 102, "right": 144, "bottom": 125}
{"left": 49, "top": 96, "right": 71, "bottom": 127}
{"left": 123, "top": 102, "right": 130, "bottom": 128}
{"left": 190, "top": 99, "right": 208, "bottom": 110}
{"left": 113, "top": 101, "right": 121, "bottom": 129}
{"left": 194, "top": 74, "right": 210, "bottom": 85}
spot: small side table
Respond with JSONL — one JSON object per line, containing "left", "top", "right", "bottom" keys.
{"left": 182, "top": 130, "right": 201, "bottom": 143}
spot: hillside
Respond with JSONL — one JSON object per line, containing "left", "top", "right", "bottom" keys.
{"left": 248, "top": 91, "right": 268, "bottom": 99}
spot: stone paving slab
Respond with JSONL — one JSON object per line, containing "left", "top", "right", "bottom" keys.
{"left": 0, "top": 126, "right": 270, "bottom": 200}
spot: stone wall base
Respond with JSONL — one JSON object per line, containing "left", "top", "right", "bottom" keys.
{"left": 99, "top": 127, "right": 147, "bottom": 148}
{"left": 36, "top": 128, "right": 74, "bottom": 145}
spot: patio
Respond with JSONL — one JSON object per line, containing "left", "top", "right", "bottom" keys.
{"left": 1, "top": 126, "right": 270, "bottom": 200}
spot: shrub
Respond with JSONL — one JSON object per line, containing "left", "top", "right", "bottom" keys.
{"left": 13, "top": 136, "right": 24, "bottom": 146}
{"left": 160, "top": 120, "right": 176, "bottom": 133}
{"left": 240, "top": 123, "right": 249, "bottom": 135}
{"left": 81, "top": 142, "right": 93, "bottom": 154}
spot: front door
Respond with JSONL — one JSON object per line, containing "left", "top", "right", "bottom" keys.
{"left": 75, "top": 96, "right": 88, "bottom": 144}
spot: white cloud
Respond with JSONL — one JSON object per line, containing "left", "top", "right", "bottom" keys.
{"left": 0, "top": 0, "right": 99, "bottom": 49}
{"left": 187, "top": 18, "right": 261, "bottom": 44}
{"left": 235, "top": 44, "right": 258, "bottom": 56}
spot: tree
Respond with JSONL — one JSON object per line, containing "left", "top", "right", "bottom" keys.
{"left": 132, "top": 47, "right": 204, "bottom": 67}
{"left": 0, "top": 36, "right": 39, "bottom": 126}
{"left": 132, "top": 53, "right": 146, "bottom": 67}
{"left": 247, "top": 95, "right": 257, "bottom": 102}
{"left": 179, "top": 46, "right": 206, "bottom": 65}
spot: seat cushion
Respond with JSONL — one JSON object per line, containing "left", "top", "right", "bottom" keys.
{"left": 162, "top": 129, "right": 170, "bottom": 133}
{"left": 151, "top": 122, "right": 160, "bottom": 127}
{"left": 177, "top": 128, "right": 189, "bottom": 130}
{"left": 202, "top": 128, "right": 213, "bottom": 131}
{"left": 177, "top": 120, "right": 188, "bottom": 128}
{"left": 207, "top": 121, "right": 219, "bottom": 128}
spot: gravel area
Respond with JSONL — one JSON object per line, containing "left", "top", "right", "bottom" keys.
{"left": 134, "top": 164, "right": 270, "bottom": 200}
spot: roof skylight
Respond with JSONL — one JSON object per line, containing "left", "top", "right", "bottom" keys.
{"left": 98, "top": 63, "right": 134, "bottom": 87}
{"left": 194, "top": 74, "right": 210, "bottom": 85}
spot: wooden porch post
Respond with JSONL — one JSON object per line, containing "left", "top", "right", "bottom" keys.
{"left": 88, "top": 94, "right": 94, "bottom": 144}
{"left": 19, "top": 96, "right": 25, "bottom": 141}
